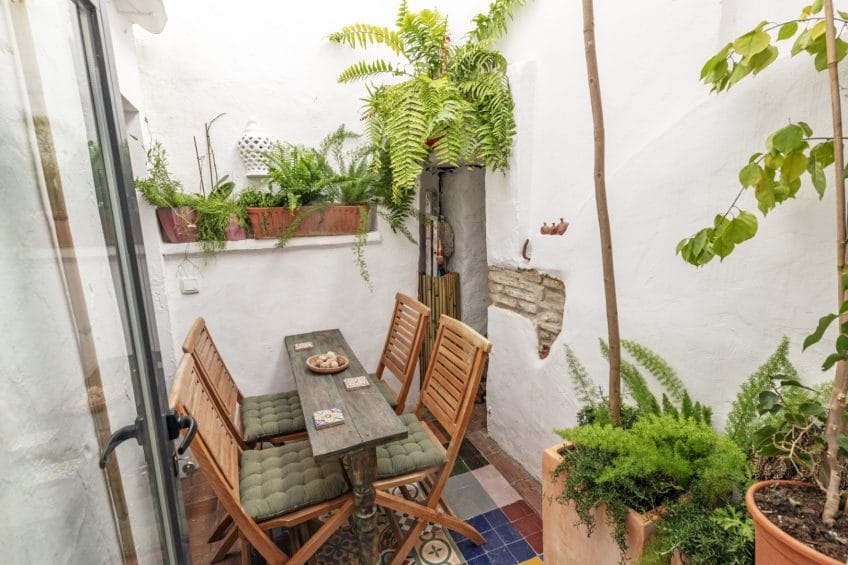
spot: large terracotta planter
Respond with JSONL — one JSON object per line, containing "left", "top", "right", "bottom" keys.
{"left": 542, "top": 445, "right": 658, "bottom": 563}
{"left": 745, "top": 480, "right": 841, "bottom": 565}
{"left": 246, "top": 205, "right": 368, "bottom": 239}
{"left": 156, "top": 206, "right": 197, "bottom": 243}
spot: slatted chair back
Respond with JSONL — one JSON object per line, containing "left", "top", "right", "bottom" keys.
{"left": 416, "top": 315, "right": 491, "bottom": 446}
{"left": 183, "top": 317, "right": 243, "bottom": 434}
{"left": 375, "top": 293, "right": 430, "bottom": 412}
{"left": 170, "top": 354, "right": 242, "bottom": 500}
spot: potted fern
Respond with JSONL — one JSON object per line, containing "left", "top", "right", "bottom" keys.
{"left": 328, "top": 0, "right": 526, "bottom": 204}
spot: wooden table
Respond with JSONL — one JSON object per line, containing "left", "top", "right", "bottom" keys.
{"left": 284, "top": 329, "right": 408, "bottom": 565}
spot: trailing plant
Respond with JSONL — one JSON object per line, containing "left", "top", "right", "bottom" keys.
{"left": 554, "top": 415, "right": 749, "bottom": 560}
{"left": 329, "top": 0, "right": 526, "bottom": 204}
{"left": 676, "top": 0, "right": 848, "bottom": 525}
{"left": 643, "top": 500, "right": 754, "bottom": 565}
{"left": 726, "top": 337, "right": 799, "bottom": 450}
{"left": 134, "top": 140, "right": 193, "bottom": 209}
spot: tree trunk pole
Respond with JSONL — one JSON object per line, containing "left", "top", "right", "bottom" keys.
{"left": 581, "top": 0, "right": 622, "bottom": 426}
{"left": 822, "top": 0, "right": 848, "bottom": 526}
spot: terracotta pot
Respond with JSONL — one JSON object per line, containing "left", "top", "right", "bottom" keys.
{"left": 745, "top": 480, "right": 841, "bottom": 565}
{"left": 542, "top": 445, "right": 658, "bottom": 563}
{"left": 225, "top": 215, "right": 246, "bottom": 241}
{"left": 156, "top": 206, "right": 197, "bottom": 243}
{"left": 246, "top": 205, "right": 368, "bottom": 239}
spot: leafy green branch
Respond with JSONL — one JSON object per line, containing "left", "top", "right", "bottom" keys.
{"left": 677, "top": 122, "right": 838, "bottom": 266}
{"left": 701, "top": 1, "right": 848, "bottom": 93}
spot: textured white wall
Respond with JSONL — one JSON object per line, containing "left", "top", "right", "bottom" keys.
{"left": 485, "top": 0, "right": 842, "bottom": 480}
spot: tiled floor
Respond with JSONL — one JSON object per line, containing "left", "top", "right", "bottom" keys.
{"left": 182, "top": 405, "right": 543, "bottom": 564}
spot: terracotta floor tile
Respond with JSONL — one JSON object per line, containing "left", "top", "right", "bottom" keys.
{"left": 513, "top": 513, "right": 542, "bottom": 537}
{"left": 513, "top": 479, "right": 543, "bottom": 516}
{"left": 526, "top": 531, "right": 543, "bottom": 554}
{"left": 502, "top": 500, "right": 533, "bottom": 522}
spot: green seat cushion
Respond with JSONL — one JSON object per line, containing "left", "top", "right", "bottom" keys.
{"left": 241, "top": 391, "right": 305, "bottom": 443}
{"left": 376, "top": 414, "right": 448, "bottom": 479}
{"left": 240, "top": 441, "right": 349, "bottom": 521}
{"left": 370, "top": 374, "right": 398, "bottom": 408}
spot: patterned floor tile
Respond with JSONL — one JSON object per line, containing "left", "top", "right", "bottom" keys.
{"left": 472, "top": 465, "right": 522, "bottom": 507}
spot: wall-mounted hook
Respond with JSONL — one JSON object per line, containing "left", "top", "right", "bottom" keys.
{"left": 521, "top": 239, "right": 531, "bottom": 261}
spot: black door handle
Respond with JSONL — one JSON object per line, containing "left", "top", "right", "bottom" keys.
{"left": 164, "top": 410, "right": 196, "bottom": 455}
{"left": 99, "top": 417, "right": 143, "bottom": 469}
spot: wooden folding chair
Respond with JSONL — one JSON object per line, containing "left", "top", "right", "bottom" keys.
{"left": 372, "top": 293, "right": 431, "bottom": 414}
{"left": 183, "top": 317, "right": 307, "bottom": 449}
{"left": 371, "top": 315, "right": 492, "bottom": 565}
{"left": 170, "top": 354, "right": 354, "bottom": 564}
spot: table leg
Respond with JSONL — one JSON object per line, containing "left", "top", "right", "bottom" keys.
{"left": 344, "top": 446, "right": 379, "bottom": 564}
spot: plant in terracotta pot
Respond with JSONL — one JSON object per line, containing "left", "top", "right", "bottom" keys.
{"left": 134, "top": 140, "right": 197, "bottom": 243}
{"left": 328, "top": 0, "right": 526, "bottom": 205}
{"left": 676, "top": 2, "right": 848, "bottom": 561}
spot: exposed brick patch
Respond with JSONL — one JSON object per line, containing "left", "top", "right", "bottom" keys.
{"left": 488, "top": 266, "right": 565, "bottom": 358}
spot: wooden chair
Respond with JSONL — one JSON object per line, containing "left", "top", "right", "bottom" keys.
{"left": 372, "top": 293, "right": 430, "bottom": 414}
{"left": 170, "top": 354, "right": 354, "bottom": 564}
{"left": 371, "top": 315, "right": 492, "bottom": 565}
{"left": 182, "top": 317, "right": 308, "bottom": 448}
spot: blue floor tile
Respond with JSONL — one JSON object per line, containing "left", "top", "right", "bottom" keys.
{"left": 467, "top": 513, "right": 492, "bottom": 533}
{"left": 482, "top": 508, "right": 510, "bottom": 529}
{"left": 468, "top": 555, "right": 493, "bottom": 565}
{"left": 506, "top": 539, "right": 536, "bottom": 562}
{"left": 450, "top": 529, "right": 466, "bottom": 543}
{"left": 478, "top": 528, "right": 504, "bottom": 552}
{"left": 456, "top": 538, "right": 486, "bottom": 560}
{"left": 486, "top": 546, "right": 517, "bottom": 565}
{"left": 494, "top": 522, "right": 522, "bottom": 545}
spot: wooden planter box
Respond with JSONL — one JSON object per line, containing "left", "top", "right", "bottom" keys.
{"left": 542, "top": 444, "right": 658, "bottom": 563}
{"left": 157, "top": 206, "right": 198, "bottom": 243}
{"left": 246, "top": 205, "right": 367, "bottom": 239}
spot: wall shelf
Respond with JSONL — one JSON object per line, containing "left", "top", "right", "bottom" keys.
{"left": 160, "top": 230, "right": 382, "bottom": 257}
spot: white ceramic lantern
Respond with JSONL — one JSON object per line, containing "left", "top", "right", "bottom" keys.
{"left": 237, "top": 119, "right": 273, "bottom": 178}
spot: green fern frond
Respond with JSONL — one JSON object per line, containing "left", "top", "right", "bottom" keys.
{"left": 329, "top": 24, "right": 405, "bottom": 55}
{"left": 396, "top": 0, "right": 409, "bottom": 28}
{"left": 726, "top": 337, "right": 797, "bottom": 449}
{"left": 600, "top": 339, "right": 660, "bottom": 415}
{"left": 565, "top": 345, "right": 603, "bottom": 407}
{"left": 384, "top": 81, "right": 432, "bottom": 201}
{"left": 338, "top": 59, "right": 405, "bottom": 83}
{"left": 470, "top": 0, "right": 527, "bottom": 45}
{"left": 622, "top": 340, "right": 687, "bottom": 403}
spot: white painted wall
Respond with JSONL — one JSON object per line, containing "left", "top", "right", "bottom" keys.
{"left": 485, "top": 0, "right": 843, "bottom": 480}
{"left": 125, "top": 0, "right": 845, "bottom": 483}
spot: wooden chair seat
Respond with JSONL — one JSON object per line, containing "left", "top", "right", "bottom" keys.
{"left": 240, "top": 440, "right": 349, "bottom": 521}
{"left": 240, "top": 391, "right": 305, "bottom": 444}
{"left": 376, "top": 414, "right": 448, "bottom": 478}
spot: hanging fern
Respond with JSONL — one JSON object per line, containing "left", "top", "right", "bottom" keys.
{"left": 329, "top": 0, "right": 527, "bottom": 203}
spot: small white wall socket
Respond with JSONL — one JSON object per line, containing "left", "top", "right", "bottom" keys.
{"left": 180, "top": 277, "right": 199, "bottom": 294}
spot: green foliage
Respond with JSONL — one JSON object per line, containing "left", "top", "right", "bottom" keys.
{"left": 644, "top": 500, "right": 754, "bottom": 565}
{"left": 134, "top": 140, "right": 193, "bottom": 208}
{"left": 238, "top": 189, "right": 284, "bottom": 208}
{"left": 726, "top": 337, "right": 799, "bottom": 450}
{"left": 554, "top": 415, "right": 750, "bottom": 559}
{"left": 264, "top": 142, "right": 335, "bottom": 212}
{"left": 751, "top": 378, "right": 839, "bottom": 485}
{"left": 329, "top": 1, "right": 526, "bottom": 203}
{"left": 622, "top": 340, "right": 686, "bottom": 403}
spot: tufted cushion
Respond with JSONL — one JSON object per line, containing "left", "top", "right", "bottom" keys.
{"left": 370, "top": 374, "right": 398, "bottom": 408}
{"left": 240, "top": 441, "right": 349, "bottom": 521}
{"left": 241, "top": 391, "right": 306, "bottom": 443}
{"left": 377, "top": 414, "right": 447, "bottom": 478}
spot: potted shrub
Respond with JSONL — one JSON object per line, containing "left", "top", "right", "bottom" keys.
{"left": 328, "top": 0, "right": 526, "bottom": 205}
{"left": 676, "top": 2, "right": 848, "bottom": 561}
{"left": 134, "top": 140, "right": 197, "bottom": 243}
{"left": 546, "top": 343, "right": 751, "bottom": 563}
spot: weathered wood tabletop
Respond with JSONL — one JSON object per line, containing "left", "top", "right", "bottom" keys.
{"left": 284, "top": 329, "right": 408, "bottom": 565}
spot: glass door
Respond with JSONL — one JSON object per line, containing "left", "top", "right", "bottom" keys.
{"left": 0, "top": 0, "right": 188, "bottom": 562}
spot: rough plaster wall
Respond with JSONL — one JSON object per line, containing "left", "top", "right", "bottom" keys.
{"left": 442, "top": 168, "right": 488, "bottom": 336}
{"left": 485, "top": 0, "right": 844, "bottom": 481}
{"left": 1, "top": 1, "right": 159, "bottom": 559}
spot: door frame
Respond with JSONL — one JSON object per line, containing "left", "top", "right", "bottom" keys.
{"left": 72, "top": 0, "right": 189, "bottom": 561}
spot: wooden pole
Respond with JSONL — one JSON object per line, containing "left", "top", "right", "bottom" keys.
{"left": 821, "top": 0, "right": 848, "bottom": 525}
{"left": 581, "top": 0, "right": 622, "bottom": 426}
